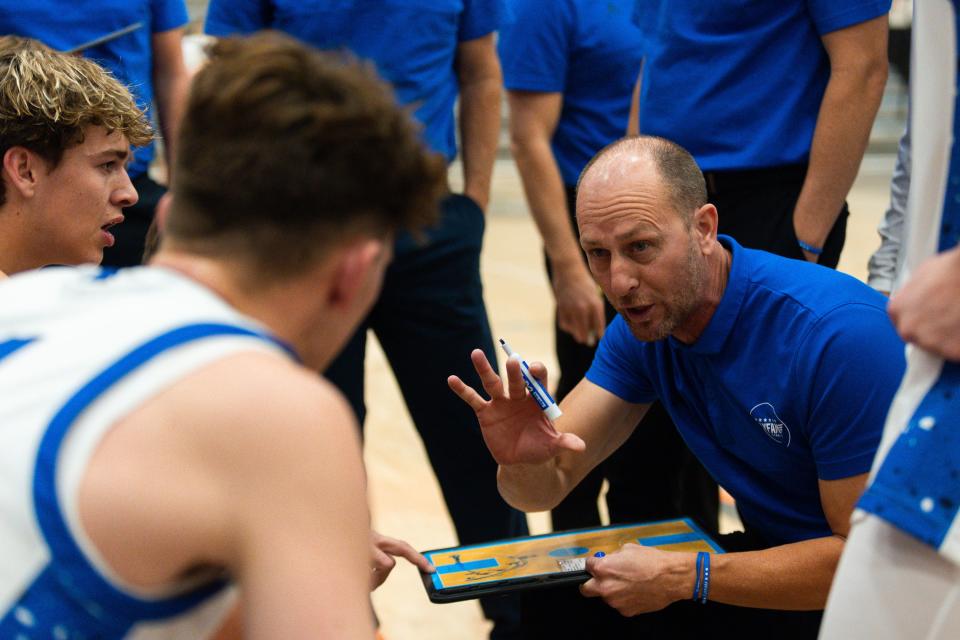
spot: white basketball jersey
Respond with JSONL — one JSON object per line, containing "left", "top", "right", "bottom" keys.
{"left": 0, "top": 266, "right": 295, "bottom": 638}
{"left": 856, "top": 0, "right": 960, "bottom": 565}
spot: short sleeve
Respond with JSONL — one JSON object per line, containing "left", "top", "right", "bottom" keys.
{"left": 794, "top": 303, "right": 906, "bottom": 480}
{"left": 151, "top": 0, "right": 189, "bottom": 34}
{"left": 805, "top": 0, "right": 891, "bottom": 36}
{"left": 498, "top": 0, "right": 574, "bottom": 93}
{"left": 205, "top": 0, "right": 273, "bottom": 36}
{"left": 460, "top": 0, "right": 511, "bottom": 42}
{"left": 585, "top": 315, "right": 659, "bottom": 404}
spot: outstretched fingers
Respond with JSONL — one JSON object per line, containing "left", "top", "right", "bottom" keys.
{"left": 470, "top": 348, "right": 506, "bottom": 400}
{"left": 504, "top": 355, "right": 529, "bottom": 400}
{"left": 447, "top": 375, "right": 487, "bottom": 412}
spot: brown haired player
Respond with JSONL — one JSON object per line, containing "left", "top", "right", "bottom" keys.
{"left": 0, "top": 32, "right": 445, "bottom": 638}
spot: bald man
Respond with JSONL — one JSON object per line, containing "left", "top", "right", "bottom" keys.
{"left": 450, "top": 136, "right": 905, "bottom": 637}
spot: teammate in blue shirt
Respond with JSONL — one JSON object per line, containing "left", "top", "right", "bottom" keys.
{"left": 450, "top": 136, "right": 905, "bottom": 636}
{"left": 0, "top": 0, "right": 192, "bottom": 267}
{"left": 629, "top": 1, "right": 889, "bottom": 269}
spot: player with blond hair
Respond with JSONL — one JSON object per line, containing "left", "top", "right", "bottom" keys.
{"left": 0, "top": 38, "right": 152, "bottom": 277}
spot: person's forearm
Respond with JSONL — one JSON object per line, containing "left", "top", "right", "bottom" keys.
{"left": 154, "top": 70, "right": 189, "bottom": 174}
{"left": 497, "top": 459, "right": 569, "bottom": 512}
{"left": 152, "top": 40, "right": 191, "bottom": 181}
{"left": 667, "top": 535, "right": 845, "bottom": 610}
{"left": 510, "top": 134, "right": 582, "bottom": 271}
{"left": 793, "top": 57, "right": 888, "bottom": 254}
{"left": 459, "top": 75, "right": 502, "bottom": 210}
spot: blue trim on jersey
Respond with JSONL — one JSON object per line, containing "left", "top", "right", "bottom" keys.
{"left": 858, "top": 362, "right": 960, "bottom": 549}
{"left": 1, "top": 323, "right": 289, "bottom": 637}
{"left": 0, "top": 337, "right": 36, "bottom": 364}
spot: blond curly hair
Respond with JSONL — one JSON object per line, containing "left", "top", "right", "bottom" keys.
{"left": 0, "top": 36, "right": 153, "bottom": 205}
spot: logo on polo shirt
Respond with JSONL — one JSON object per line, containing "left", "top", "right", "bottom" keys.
{"left": 750, "top": 402, "right": 791, "bottom": 447}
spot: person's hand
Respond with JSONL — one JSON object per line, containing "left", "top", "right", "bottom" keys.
{"left": 552, "top": 261, "right": 606, "bottom": 347}
{"left": 889, "top": 246, "right": 960, "bottom": 361}
{"left": 447, "top": 349, "right": 585, "bottom": 466}
{"left": 579, "top": 544, "right": 689, "bottom": 616}
{"left": 370, "top": 531, "right": 434, "bottom": 591}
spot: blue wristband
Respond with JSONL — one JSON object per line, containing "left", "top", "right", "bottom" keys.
{"left": 692, "top": 551, "right": 707, "bottom": 602}
{"left": 700, "top": 553, "right": 711, "bottom": 604}
{"left": 797, "top": 238, "right": 823, "bottom": 255}
{"left": 692, "top": 551, "right": 705, "bottom": 601}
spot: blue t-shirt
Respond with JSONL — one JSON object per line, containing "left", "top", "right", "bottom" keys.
{"left": 498, "top": 0, "right": 642, "bottom": 185}
{"left": 205, "top": 0, "right": 509, "bottom": 163}
{"left": 0, "top": 0, "right": 190, "bottom": 178}
{"left": 586, "top": 236, "right": 906, "bottom": 545}
{"left": 631, "top": 0, "right": 890, "bottom": 171}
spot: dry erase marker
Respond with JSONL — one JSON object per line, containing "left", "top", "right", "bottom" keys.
{"left": 498, "top": 338, "right": 563, "bottom": 421}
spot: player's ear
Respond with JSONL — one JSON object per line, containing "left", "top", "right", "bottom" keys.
{"left": 154, "top": 193, "right": 173, "bottom": 233}
{"left": 2, "top": 146, "right": 44, "bottom": 200}
{"left": 327, "top": 237, "right": 388, "bottom": 310}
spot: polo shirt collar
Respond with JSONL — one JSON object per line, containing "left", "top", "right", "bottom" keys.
{"left": 669, "top": 235, "right": 748, "bottom": 355}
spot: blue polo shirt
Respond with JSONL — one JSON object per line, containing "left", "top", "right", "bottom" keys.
{"left": 631, "top": 0, "right": 890, "bottom": 171}
{"left": 498, "top": 0, "right": 642, "bottom": 185}
{"left": 586, "top": 236, "right": 906, "bottom": 545}
{"left": 0, "top": 0, "right": 190, "bottom": 179}
{"left": 205, "top": 0, "right": 509, "bottom": 163}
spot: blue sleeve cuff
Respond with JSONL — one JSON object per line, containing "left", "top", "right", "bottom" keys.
{"left": 460, "top": 0, "right": 510, "bottom": 41}
{"left": 584, "top": 369, "right": 658, "bottom": 405}
{"left": 816, "top": 450, "right": 877, "bottom": 481}
{"left": 503, "top": 73, "right": 565, "bottom": 93}
{"left": 811, "top": 0, "right": 891, "bottom": 36}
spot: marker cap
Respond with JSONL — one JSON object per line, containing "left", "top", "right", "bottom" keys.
{"left": 544, "top": 404, "right": 563, "bottom": 421}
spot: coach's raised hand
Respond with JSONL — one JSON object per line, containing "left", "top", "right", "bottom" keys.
{"left": 448, "top": 349, "right": 585, "bottom": 466}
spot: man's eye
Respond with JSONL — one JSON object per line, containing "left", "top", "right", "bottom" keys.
{"left": 588, "top": 248, "right": 608, "bottom": 259}
{"left": 631, "top": 241, "right": 649, "bottom": 253}
{"left": 100, "top": 161, "right": 116, "bottom": 171}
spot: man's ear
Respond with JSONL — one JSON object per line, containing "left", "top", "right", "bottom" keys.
{"left": 328, "top": 238, "right": 386, "bottom": 309}
{"left": 692, "top": 203, "right": 719, "bottom": 249}
{"left": 2, "top": 147, "right": 43, "bottom": 199}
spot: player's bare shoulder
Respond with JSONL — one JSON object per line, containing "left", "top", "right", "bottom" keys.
{"left": 78, "top": 349, "right": 364, "bottom": 590}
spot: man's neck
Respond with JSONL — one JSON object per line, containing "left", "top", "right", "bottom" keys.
{"left": 671, "top": 243, "right": 732, "bottom": 344}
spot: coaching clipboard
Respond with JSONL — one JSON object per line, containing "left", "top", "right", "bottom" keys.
{"left": 421, "top": 517, "right": 723, "bottom": 603}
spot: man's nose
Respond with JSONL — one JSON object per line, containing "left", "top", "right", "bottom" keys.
{"left": 609, "top": 253, "right": 639, "bottom": 298}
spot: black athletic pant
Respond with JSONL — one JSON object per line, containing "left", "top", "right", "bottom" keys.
{"left": 706, "top": 163, "right": 849, "bottom": 269}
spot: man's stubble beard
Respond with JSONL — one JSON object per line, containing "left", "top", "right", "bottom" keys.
{"left": 623, "top": 237, "right": 706, "bottom": 343}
